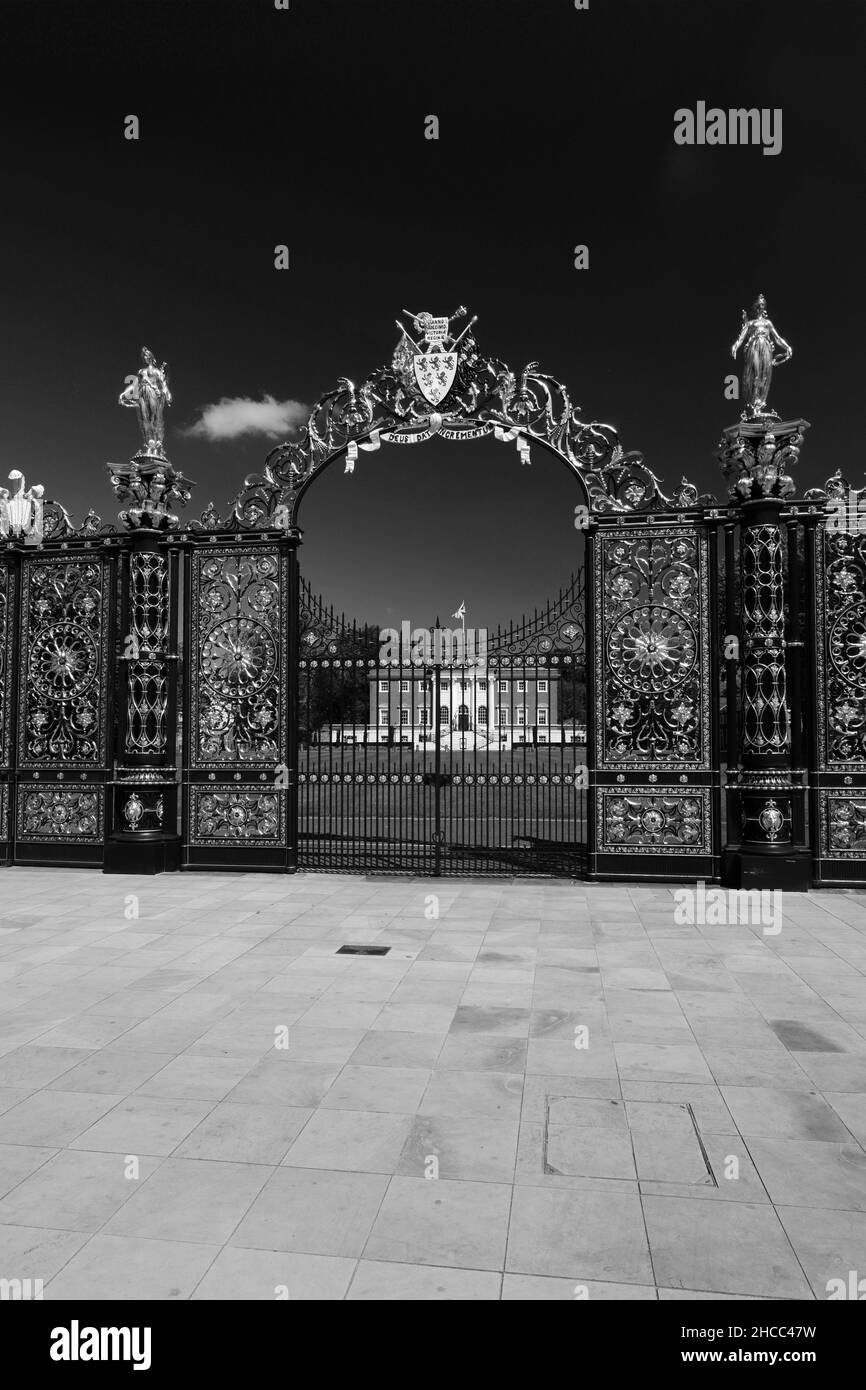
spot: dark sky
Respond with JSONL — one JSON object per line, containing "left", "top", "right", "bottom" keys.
{"left": 1, "top": 0, "right": 864, "bottom": 628}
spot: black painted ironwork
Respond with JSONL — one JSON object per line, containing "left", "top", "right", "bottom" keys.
{"left": 589, "top": 517, "right": 721, "bottom": 881}
{"left": 13, "top": 546, "right": 116, "bottom": 867}
{"left": 1, "top": 304, "right": 860, "bottom": 890}
{"left": 807, "top": 473, "right": 866, "bottom": 885}
{"left": 181, "top": 534, "right": 294, "bottom": 870}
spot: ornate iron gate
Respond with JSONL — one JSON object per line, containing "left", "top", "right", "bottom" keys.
{"left": 809, "top": 473, "right": 866, "bottom": 884}
{"left": 0, "top": 559, "right": 15, "bottom": 863}
{"left": 297, "top": 576, "right": 588, "bottom": 875}
{"left": 182, "top": 535, "right": 294, "bottom": 870}
{"left": 0, "top": 298, "right": 840, "bottom": 891}
{"left": 589, "top": 517, "right": 721, "bottom": 880}
{"left": 14, "top": 549, "right": 115, "bottom": 866}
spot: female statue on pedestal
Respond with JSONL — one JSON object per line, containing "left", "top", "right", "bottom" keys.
{"left": 119, "top": 348, "right": 172, "bottom": 456}
{"left": 731, "top": 295, "right": 792, "bottom": 419}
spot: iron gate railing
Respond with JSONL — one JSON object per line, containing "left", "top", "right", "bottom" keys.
{"left": 298, "top": 657, "right": 588, "bottom": 876}
{"left": 296, "top": 574, "right": 587, "bottom": 876}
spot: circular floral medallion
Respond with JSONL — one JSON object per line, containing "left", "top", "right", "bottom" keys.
{"left": 30, "top": 622, "right": 98, "bottom": 701}
{"left": 201, "top": 618, "right": 276, "bottom": 697}
{"left": 829, "top": 600, "right": 866, "bottom": 681}
{"left": 607, "top": 605, "right": 697, "bottom": 694}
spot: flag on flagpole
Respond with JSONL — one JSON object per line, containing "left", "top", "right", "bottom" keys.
{"left": 452, "top": 601, "right": 466, "bottom": 624}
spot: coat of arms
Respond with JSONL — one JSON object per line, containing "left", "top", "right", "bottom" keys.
{"left": 396, "top": 307, "right": 477, "bottom": 408}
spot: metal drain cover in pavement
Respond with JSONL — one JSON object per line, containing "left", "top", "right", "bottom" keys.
{"left": 336, "top": 944, "right": 391, "bottom": 956}
{"left": 544, "top": 1097, "right": 716, "bottom": 1186}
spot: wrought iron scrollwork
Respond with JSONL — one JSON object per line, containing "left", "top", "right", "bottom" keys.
{"left": 741, "top": 523, "right": 788, "bottom": 754}
{"left": 19, "top": 558, "right": 110, "bottom": 766}
{"left": 596, "top": 529, "right": 710, "bottom": 769}
{"left": 17, "top": 786, "right": 103, "bottom": 843}
{"left": 190, "top": 788, "right": 284, "bottom": 845}
{"left": 598, "top": 788, "right": 709, "bottom": 854}
{"left": 812, "top": 477, "right": 866, "bottom": 769}
{"left": 229, "top": 314, "right": 706, "bottom": 527}
{"left": 126, "top": 551, "right": 171, "bottom": 754}
{"left": 189, "top": 548, "right": 287, "bottom": 769}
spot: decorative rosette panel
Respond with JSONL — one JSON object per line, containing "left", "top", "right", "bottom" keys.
{"left": 595, "top": 527, "right": 712, "bottom": 771}
{"left": 17, "top": 557, "right": 111, "bottom": 768}
{"left": 188, "top": 548, "right": 288, "bottom": 771}
{"left": 814, "top": 482, "right": 866, "bottom": 869}
{"left": 817, "top": 524, "right": 866, "bottom": 769}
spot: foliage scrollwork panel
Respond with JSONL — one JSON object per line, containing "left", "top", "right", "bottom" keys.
{"left": 189, "top": 786, "right": 286, "bottom": 848}
{"left": 816, "top": 527, "right": 866, "bottom": 771}
{"left": 595, "top": 527, "right": 712, "bottom": 771}
{"left": 596, "top": 788, "right": 712, "bottom": 856}
{"left": 17, "top": 556, "right": 112, "bottom": 769}
{"left": 188, "top": 547, "right": 288, "bottom": 772}
{"left": 16, "top": 785, "right": 104, "bottom": 845}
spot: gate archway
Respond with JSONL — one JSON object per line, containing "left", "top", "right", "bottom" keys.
{"left": 223, "top": 308, "right": 717, "bottom": 878}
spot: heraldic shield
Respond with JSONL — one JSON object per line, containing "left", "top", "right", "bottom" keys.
{"left": 413, "top": 351, "right": 458, "bottom": 406}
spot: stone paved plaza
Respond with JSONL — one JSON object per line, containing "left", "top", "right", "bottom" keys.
{"left": 0, "top": 869, "right": 865, "bottom": 1300}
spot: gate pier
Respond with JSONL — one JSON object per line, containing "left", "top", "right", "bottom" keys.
{"left": 719, "top": 417, "right": 813, "bottom": 889}
{"left": 103, "top": 453, "right": 188, "bottom": 874}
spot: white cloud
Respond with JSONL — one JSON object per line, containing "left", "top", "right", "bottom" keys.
{"left": 184, "top": 394, "right": 308, "bottom": 442}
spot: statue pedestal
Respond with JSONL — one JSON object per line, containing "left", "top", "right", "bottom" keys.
{"left": 106, "top": 451, "right": 194, "bottom": 532}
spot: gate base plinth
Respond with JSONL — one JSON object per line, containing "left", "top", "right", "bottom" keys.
{"left": 103, "top": 833, "right": 182, "bottom": 875}
{"left": 722, "top": 847, "right": 811, "bottom": 891}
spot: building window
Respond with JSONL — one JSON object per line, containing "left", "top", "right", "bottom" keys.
{"left": 498, "top": 707, "right": 510, "bottom": 727}
{"left": 400, "top": 709, "right": 410, "bottom": 725}
{"left": 537, "top": 733, "right": 548, "bottom": 743}
{"left": 517, "top": 707, "right": 526, "bottom": 726}
{"left": 378, "top": 680, "right": 388, "bottom": 693}
{"left": 460, "top": 679, "right": 469, "bottom": 691}
{"left": 378, "top": 709, "right": 389, "bottom": 726}
{"left": 478, "top": 680, "right": 487, "bottom": 692}
{"left": 477, "top": 705, "right": 488, "bottom": 725}
{"left": 538, "top": 709, "right": 548, "bottom": 726}
{"left": 439, "top": 705, "right": 450, "bottom": 723}
{"left": 517, "top": 680, "right": 525, "bottom": 693}
{"left": 420, "top": 709, "right": 429, "bottom": 726}
{"left": 538, "top": 680, "right": 548, "bottom": 693}
{"left": 401, "top": 680, "right": 409, "bottom": 693}
{"left": 498, "top": 680, "right": 509, "bottom": 693}
{"left": 441, "top": 679, "right": 450, "bottom": 690}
